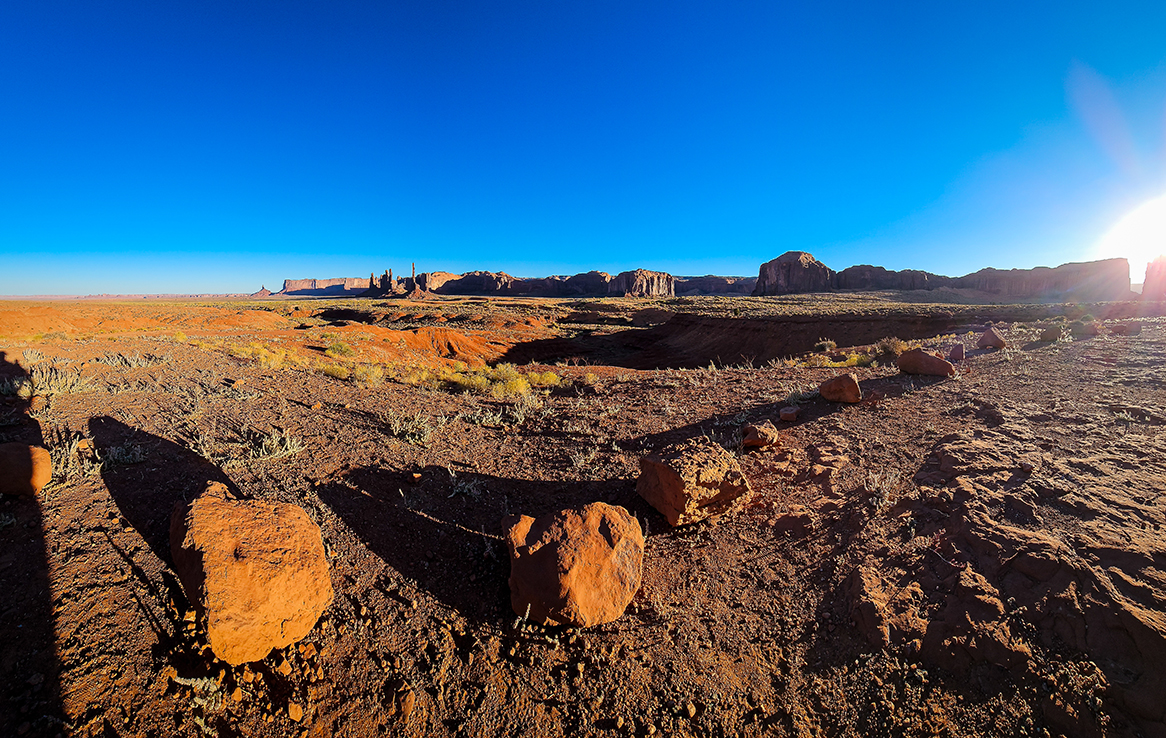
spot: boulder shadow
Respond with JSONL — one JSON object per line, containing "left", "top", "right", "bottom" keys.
{"left": 88, "top": 416, "right": 239, "bottom": 568}
{"left": 315, "top": 465, "right": 659, "bottom": 623}
{"left": 0, "top": 350, "right": 63, "bottom": 737}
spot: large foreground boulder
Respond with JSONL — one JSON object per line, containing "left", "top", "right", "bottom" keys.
{"left": 505, "top": 502, "right": 643, "bottom": 627}
{"left": 897, "top": 349, "right": 956, "bottom": 377}
{"left": 637, "top": 438, "right": 753, "bottom": 526}
{"left": 170, "top": 481, "right": 333, "bottom": 665}
{"left": 0, "top": 443, "right": 51, "bottom": 496}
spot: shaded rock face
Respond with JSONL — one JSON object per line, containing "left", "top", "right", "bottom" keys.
{"left": 818, "top": 373, "right": 862, "bottom": 403}
{"left": 952, "top": 258, "right": 1132, "bottom": 302}
{"left": 675, "top": 275, "right": 757, "bottom": 295}
{"left": 170, "top": 481, "right": 333, "bottom": 665}
{"left": 608, "top": 269, "right": 675, "bottom": 297}
{"left": 1144, "top": 256, "right": 1166, "bottom": 301}
{"left": 505, "top": 502, "right": 644, "bottom": 627}
{"left": 637, "top": 438, "right": 753, "bottom": 526}
{"left": 279, "top": 277, "right": 368, "bottom": 296}
{"left": 429, "top": 271, "right": 520, "bottom": 295}
{"left": 897, "top": 348, "right": 955, "bottom": 377}
{"left": 0, "top": 443, "right": 51, "bottom": 496}
{"left": 752, "top": 252, "right": 835, "bottom": 296}
{"left": 835, "top": 265, "right": 953, "bottom": 291}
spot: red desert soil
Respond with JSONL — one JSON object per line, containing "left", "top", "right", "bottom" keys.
{"left": 1, "top": 296, "right": 1164, "bottom": 738}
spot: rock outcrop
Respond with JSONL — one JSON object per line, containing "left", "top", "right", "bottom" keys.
{"left": 0, "top": 444, "right": 52, "bottom": 496}
{"left": 505, "top": 502, "right": 644, "bottom": 627}
{"left": 609, "top": 269, "right": 674, "bottom": 297}
{"left": 637, "top": 438, "right": 753, "bottom": 526}
{"left": 752, "top": 252, "right": 835, "bottom": 296}
{"left": 170, "top": 481, "right": 333, "bottom": 665}
{"left": 951, "top": 258, "right": 1132, "bottom": 302}
{"left": 278, "top": 278, "right": 369, "bottom": 296}
{"left": 1143, "top": 256, "right": 1166, "bottom": 301}
{"left": 250, "top": 286, "right": 273, "bottom": 298}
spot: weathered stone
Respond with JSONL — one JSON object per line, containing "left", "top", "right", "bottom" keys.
{"left": 0, "top": 443, "right": 52, "bottom": 497}
{"left": 1039, "top": 325, "right": 1064, "bottom": 342}
{"left": 1069, "top": 320, "right": 1099, "bottom": 338}
{"left": 505, "top": 502, "right": 643, "bottom": 627}
{"left": 977, "top": 328, "right": 1007, "bottom": 349}
{"left": 818, "top": 373, "right": 862, "bottom": 403}
{"left": 948, "top": 344, "right": 965, "bottom": 362}
{"left": 637, "top": 438, "right": 753, "bottom": 526}
{"left": 779, "top": 406, "right": 800, "bottom": 422}
{"left": 742, "top": 421, "right": 780, "bottom": 448}
{"left": 896, "top": 348, "right": 956, "bottom": 377}
{"left": 752, "top": 251, "right": 835, "bottom": 296}
{"left": 170, "top": 481, "right": 333, "bottom": 665}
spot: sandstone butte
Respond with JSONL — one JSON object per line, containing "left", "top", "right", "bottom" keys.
{"left": 505, "top": 502, "right": 644, "bottom": 627}
{"left": 896, "top": 348, "right": 956, "bottom": 377}
{"left": 170, "top": 481, "right": 334, "bottom": 665}
{"left": 0, "top": 443, "right": 52, "bottom": 497}
{"left": 637, "top": 438, "right": 753, "bottom": 526}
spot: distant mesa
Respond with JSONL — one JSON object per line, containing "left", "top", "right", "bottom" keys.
{"left": 1144, "top": 256, "right": 1166, "bottom": 301}
{"left": 275, "top": 268, "right": 687, "bottom": 298}
{"left": 752, "top": 250, "right": 1137, "bottom": 303}
{"left": 277, "top": 277, "right": 370, "bottom": 296}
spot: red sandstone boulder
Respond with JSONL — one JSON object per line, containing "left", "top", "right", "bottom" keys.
{"left": 897, "top": 349, "right": 956, "bottom": 377}
{"left": 637, "top": 438, "right": 753, "bottom": 526}
{"left": 170, "top": 481, "right": 333, "bottom": 665}
{"left": 742, "top": 421, "right": 780, "bottom": 448}
{"left": 505, "top": 502, "right": 643, "bottom": 627}
{"left": 977, "top": 327, "right": 1007, "bottom": 349}
{"left": 948, "top": 344, "right": 965, "bottom": 362}
{"left": 0, "top": 443, "right": 52, "bottom": 496}
{"left": 779, "top": 406, "right": 800, "bottom": 422}
{"left": 818, "top": 373, "right": 862, "bottom": 403}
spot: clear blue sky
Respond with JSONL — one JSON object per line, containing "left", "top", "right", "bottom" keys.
{"left": 2, "top": 1, "right": 1165, "bottom": 294}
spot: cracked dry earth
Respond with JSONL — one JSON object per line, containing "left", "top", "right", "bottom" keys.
{"left": 2, "top": 311, "right": 1165, "bottom": 738}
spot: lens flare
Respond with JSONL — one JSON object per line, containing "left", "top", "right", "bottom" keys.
{"left": 1095, "top": 194, "right": 1166, "bottom": 286}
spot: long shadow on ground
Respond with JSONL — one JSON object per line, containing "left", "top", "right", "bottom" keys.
{"left": 316, "top": 465, "right": 662, "bottom": 623}
{"left": 0, "top": 351, "right": 63, "bottom": 738}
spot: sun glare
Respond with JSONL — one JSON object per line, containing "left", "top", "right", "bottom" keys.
{"left": 1096, "top": 193, "right": 1166, "bottom": 285}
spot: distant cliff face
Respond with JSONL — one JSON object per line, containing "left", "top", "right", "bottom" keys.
{"left": 608, "top": 269, "right": 674, "bottom": 297}
{"left": 752, "top": 252, "right": 835, "bottom": 296}
{"left": 675, "top": 276, "right": 757, "bottom": 295}
{"left": 952, "top": 259, "right": 1132, "bottom": 302}
{"left": 279, "top": 277, "right": 369, "bottom": 296}
{"left": 834, "top": 265, "right": 953, "bottom": 291}
{"left": 1141, "top": 257, "right": 1166, "bottom": 301}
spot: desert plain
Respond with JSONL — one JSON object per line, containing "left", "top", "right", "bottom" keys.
{"left": 1, "top": 292, "right": 1165, "bottom": 738}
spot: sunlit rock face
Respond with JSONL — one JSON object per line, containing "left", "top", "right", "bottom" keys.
{"left": 752, "top": 251, "right": 835, "bottom": 295}
{"left": 1144, "top": 257, "right": 1166, "bottom": 301}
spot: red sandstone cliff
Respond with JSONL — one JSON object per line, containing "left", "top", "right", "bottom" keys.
{"left": 752, "top": 252, "right": 835, "bottom": 296}
{"left": 1143, "top": 257, "right": 1166, "bottom": 301}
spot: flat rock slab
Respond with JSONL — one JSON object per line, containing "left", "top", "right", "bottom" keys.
{"left": 637, "top": 438, "right": 753, "bottom": 526}
{"left": 0, "top": 443, "right": 51, "bottom": 496}
{"left": 506, "top": 502, "right": 643, "bottom": 627}
{"left": 170, "top": 481, "right": 333, "bottom": 665}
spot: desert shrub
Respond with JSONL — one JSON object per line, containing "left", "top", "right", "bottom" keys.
{"left": 325, "top": 341, "right": 356, "bottom": 358}
{"left": 250, "top": 428, "right": 303, "bottom": 460}
{"left": 490, "top": 375, "right": 531, "bottom": 399}
{"left": 230, "top": 342, "right": 300, "bottom": 370}
{"left": 174, "top": 331, "right": 188, "bottom": 343}
{"left": 0, "top": 376, "right": 32, "bottom": 399}
{"left": 814, "top": 338, "right": 836, "bottom": 352}
{"left": 30, "top": 365, "right": 90, "bottom": 396}
{"left": 320, "top": 363, "right": 350, "bottom": 380}
{"left": 353, "top": 364, "right": 385, "bottom": 387}
{"left": 582, "top": 372, "right": 600, "bottom": 386}
{"left": 527, "top": 371, "right": 562, "bottom": 388}
{"left": 874, "top": 336, "right": 909, "bottom": 357}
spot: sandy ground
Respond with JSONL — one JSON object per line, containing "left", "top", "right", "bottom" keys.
{"left": 1, "top": 296, "right": 1164, "bottom": 738}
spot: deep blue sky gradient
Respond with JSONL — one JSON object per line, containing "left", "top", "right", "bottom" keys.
{"left": 2, "top": 1, "right": 1165, "bottom": 293}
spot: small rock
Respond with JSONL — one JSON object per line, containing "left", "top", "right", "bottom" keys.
{"left": 779, "top": 406, "right": 799, "bottom": 422}
{"left": 27, "top": 396, "right": 47, "bottom": 413}
{"left": 948, "top": 344, "right": 965, "bottom": 362}
{"left": 1020, "top": 461, "right": 1034, "bottom": 474}
{"left": 896, "top": 349, "right": 955, "bottom": 377}
{"left": 287, "top": 702, "right": 303, "bottom": 722}
{"left": 818, "top": 373, "right": 862, "bottom": 403}
{"left": 742, "top": 421, "right": 780, "bottom": 448}
{"left": 0, "top": 444, "right": 52, "bottom": 497}
{"left": 506, "top": 502, "right": 644, "bottom": 627}
{"left": 277, "top": 659, "right": 292, "bottom": 676}
{"left": 232, "top": 687, "right": 244, "bottom": 702}
{"left": 1070, "top": 320, "right": 1100, "bottom": 338}
{"left": 1039, "top": 325, "right": 1063, "bottom": 342}
{"left": 310, "top": 402, "right": 323, "bottom": 410}
{"left": 977, "top": 327, "right": 1007, "bottom": 349}
{"left": 637, "top": 438, "right": 753, "bottom": 526}
{"left": 685, "top": 702, "right": 697, "bottom": 719}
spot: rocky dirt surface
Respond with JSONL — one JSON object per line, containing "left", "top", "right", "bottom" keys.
{"left": 1, "top": 297, "right": 1164, "bottom": 738}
